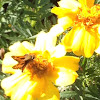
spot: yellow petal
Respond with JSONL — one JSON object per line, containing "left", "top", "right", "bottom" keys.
{"left": 55, "top": 67, "right": 78, "bottom": 86}
{"left": 27, "top": 77, "right": 46, "bottom": 98}
{"left": 1, "top": 72, "right": 23, "bottom": 96}
{"left": 2, "top": 69, "right": 59, "bottom": 100}
{"left": 82, "top": 30, "right": 96, "bottom": 57}
{"left": 95, "top": 26, "right": 100, "bottom": 54}
{"left": 48, "top": 24, "right": 64, "bottom": 37}
{"left": 46, "top": 68, "right": 59, "bottom": 85}
{"left": 58, "top": 0, "right": 80, "bottom": 10}
{"left": 95, "top": 41, "right": 100, "bottom": 54}
{"left": 27, "top": 77, "right": 59, "bottom": 100}
{"left": 98, "top": 25, "right": 100, "bottom": 35}
{"left": 71, "top": 27, "right": 85, "bottom": 56}
{"left": 51, "top": 44, "right": 66, "bottom": 58}
{"left": 51, "top": 7, "right": 76, "bottom": 18}
{"left": 72, "top": 27, "right": 97, "bottom": 57}
{"left": 58, "top": 16, "right": 73, "bottom": 30}
{"left": 1, "top": 73, "right": 37, "bottom": 100}
{"left": 78, "top": 0, "right": 95, "bottom": 8}
{"left": 42, "top": 50, "right": 51, "bottom": 60}
{"left": 26, "top": 95, "right": 35, "bottom": 100}
{"left": 51, "top": 7, "right": 78, "bottom": 30}
{"left": 62, "top": 33, "right": 73, "bottom": 52}
{"left": 62, "top": 26, "right": 97, "bottom": 57}
{"left": 62, "top": 26, "right": 83, "bottom": 54}
{"left": 9, "top": 42, "right": 29, "bottom": 56}
{"left": 34, "top": 31, "right": 57, "bottom": 53}
{"left": 2, "top": 52, "right": 21, "bottom": 74}
{"left": 38, "top": 81, "right": 60, "bottom": 100}
{"left": 53, "top": 56, "right": 80, "bottom": 71}
{"left": 34, "top": 31, "right": 47, "bottom": 51}
{"left": 22, "top": 41, "right": 34, "bottom": 53}
{"left": 45, "top": 34, "right": 57, "bottom": 53}
{"left": 11, "top": 79, "right": 31, "bottom": 100}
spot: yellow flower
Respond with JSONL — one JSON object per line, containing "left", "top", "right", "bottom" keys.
{"left": 51, "top": 0, "right": 100, "bottom": 58}
{"left": 1, "top": 31, "right": 80, "bottom": 100}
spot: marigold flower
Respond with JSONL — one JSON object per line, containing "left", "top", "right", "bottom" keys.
{"left": 51, "top": 0, "right": 100, "bottom": 57}
{"left": 1, "top": 31, "right": 80, "bottom": 100}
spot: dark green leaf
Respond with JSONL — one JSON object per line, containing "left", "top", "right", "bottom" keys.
{"left": 60, "top": 90, "right": 77, "bottom": 99}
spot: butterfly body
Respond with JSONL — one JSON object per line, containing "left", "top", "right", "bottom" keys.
{"left": 12, "top": 54, "right": 35, "bottom": 72}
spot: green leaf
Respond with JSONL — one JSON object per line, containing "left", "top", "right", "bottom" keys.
{"left": 94, "top": 0, "right": 100, "bottom": 4}
{"left": 60, "top": 90, "right": 77, "bottom": 99}
{"left": 22, "top": 0, "right": 34, "bottom": 8}
{"left": 0, "top": 72, "right": 7, "bottom": 80}
{"left": 0, "top": 60, "right": 2, "bottom": 64}
{"left": 0, "top": 95, "right": 5, "bottom": 100}
{"left": 85, "top": 94, "right": 100, "bottom": 100}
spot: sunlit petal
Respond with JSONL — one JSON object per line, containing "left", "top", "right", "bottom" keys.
{"left": 34, "top": 31, "right": 57, "bottom": 52}
{"left": 44, "top": 34, "right": 57, "bottom": 53}
{"left": 38, "top": 81, "right": 60, "bottom": 100}
{"left": 62, "top": 25, "right": 99, "bottom": 57}
{"left": 51, "top": 44, "right": 66, "bottom": 58}
{"left": 78, "top": 0, "right": 95, "bottom": 8}
{"left": 9, "top": 42, "right": 29, "bottom": 56}
{"left": 53, "top": 56, "right": 80, "bottom": 71}
{"left": 54, "top": 67, "right": 78, "bottom": 86}
{"left": 48, "top": 24, "right": 64, "bottom": 37}
{"left": 71, "top": 27, "right": 85, "bottom": 56}
{"left": 34, "top": 31, "right": 47, "bottom": 51}
{"left": 58, "top": 16, "right": 73, "bottom": 30}
{"left": 95, "top": 41, "right": 100, "bottom": 54}
{"left": 82, "top": 30, "right": 96, "bottom": 57}
{"left": 11, "top": 80, "right": 31, "bottom": 100}
{"left": 2, "top": 52, "right": 20, "bottom": 74}
{"left": 58, "top": 0, "right": 80, "bottom": 10}
{"left": 22, "top": 41, "right": 35, "bottom": 53}
{"left": 51, "top": 7, "right": 76, "bottom": 18}
{"left": 1, "top": 72, "right": 23, "bottom": 96}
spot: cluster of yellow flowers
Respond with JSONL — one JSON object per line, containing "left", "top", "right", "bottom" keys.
{"left": 1, "top": 0, "right": 100, "bottom": 100}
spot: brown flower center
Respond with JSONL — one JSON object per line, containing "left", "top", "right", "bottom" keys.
{"left": 12, "top": 53, "right": 53, "bottom": 77}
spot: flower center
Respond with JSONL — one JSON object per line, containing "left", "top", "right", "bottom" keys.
{"left": 12, "top": 52, "right": 53, "bottom": 77}
{"left": 74, "top": 5, "right": 100, "bottom": 28}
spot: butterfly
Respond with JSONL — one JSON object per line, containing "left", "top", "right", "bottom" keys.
{"left": 12, "top": 54, "right": 35, "bottom": 72}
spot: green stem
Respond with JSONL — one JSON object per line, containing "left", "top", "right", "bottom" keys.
{"left": 81, "top": 57, "right": 87, "bottom": 70}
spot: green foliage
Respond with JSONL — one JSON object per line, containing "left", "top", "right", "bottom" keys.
{"left": 60, "top": 90, "right": 77, "bottom": 99}
{"left": 0, "top": 0, "right": 57, "bottom": 49}
{"left": 0, "top": 72, "right": 10, "bottom": 100}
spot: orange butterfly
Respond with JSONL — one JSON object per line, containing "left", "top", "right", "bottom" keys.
{"left": 12, "top": 54, "right": 35, "bottom": 72}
